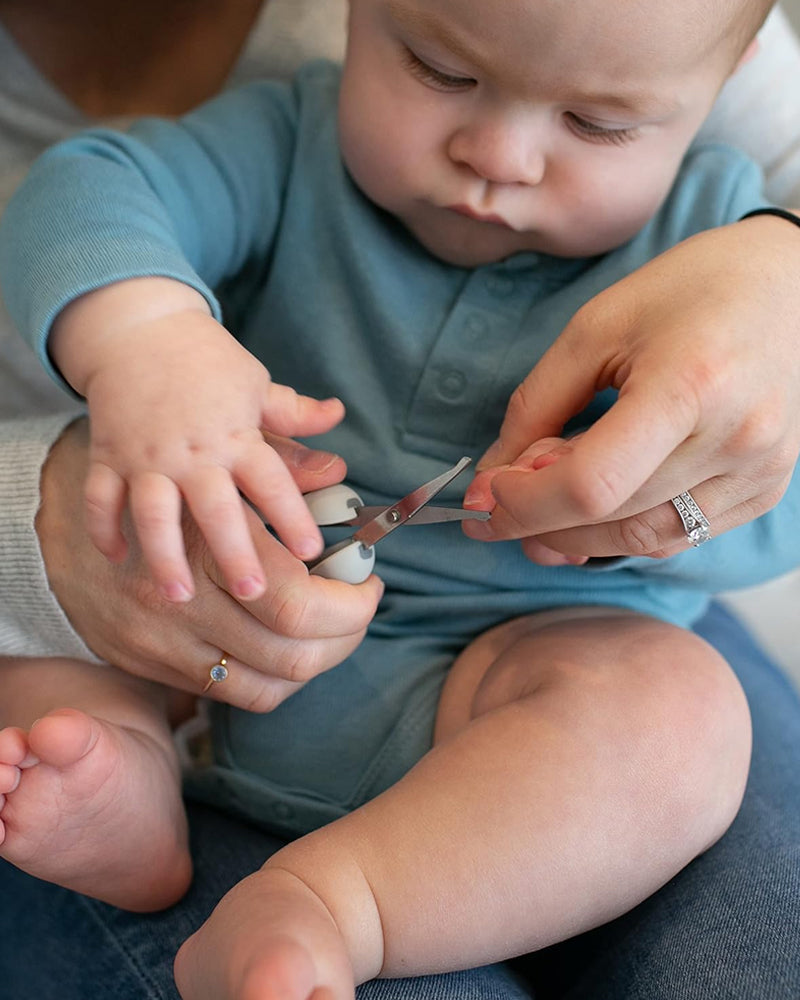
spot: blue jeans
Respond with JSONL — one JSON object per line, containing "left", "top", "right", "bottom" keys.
{"left": 1, "top": 604, "right": 798, "bottom": 999}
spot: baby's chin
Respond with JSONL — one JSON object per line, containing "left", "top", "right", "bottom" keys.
{"left": 405, "top": 214, "right": 597, "bottom": 267}
{"left": 407, "top": 219, "right": 537, "bottom": 268}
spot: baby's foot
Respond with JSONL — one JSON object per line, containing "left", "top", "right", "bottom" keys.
{"left": 0, "top": 708, "right": 191, "bottom": 911}
{"left": 174, "top": 866, "right": 357, "bottom": 1000}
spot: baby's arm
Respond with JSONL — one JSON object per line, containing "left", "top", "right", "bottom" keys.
{"left": 50, "top": 275, "right": 344, "bottom": 603}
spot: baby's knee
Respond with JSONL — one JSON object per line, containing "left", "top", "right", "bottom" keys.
{"left": 437, "top": 610, "right": 751, "bottom": 852}
{"left": 663, "top": 633, "right": 752, "bottom": 846}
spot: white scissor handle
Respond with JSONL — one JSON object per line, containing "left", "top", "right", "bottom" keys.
{"left": 303, "top": 483, "right": 363, "bottom": 525}
{"left": 304, "top": 484, "right": 377, "bottom": 583}
{"left": 309, "top": 538, "right": 376, "bottom": 584}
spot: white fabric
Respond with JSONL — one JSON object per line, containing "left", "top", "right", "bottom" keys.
{"left": 701, "top": 7, "right": 800, "bottom": 205}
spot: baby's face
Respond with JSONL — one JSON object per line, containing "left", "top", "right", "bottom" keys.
{"left": 339, "top": 0, "right": 745, "bottom": 266}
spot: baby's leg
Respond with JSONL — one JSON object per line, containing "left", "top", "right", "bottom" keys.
{"left": 0, "top": 656, "right": 190, "bottom": 911}
{"left": 174, "top": 609, "right": 751, "bottom": 1000}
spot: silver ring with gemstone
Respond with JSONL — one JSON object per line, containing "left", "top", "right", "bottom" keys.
{"left": 670, "top": 491, "right": 712, "bottom": 547}
{"left": 202, "top": 656, "right": 229, "bottom": 694}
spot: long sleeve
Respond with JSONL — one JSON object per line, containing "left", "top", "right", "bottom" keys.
{"left": 0, "top": 414, "right": 102, "bottom": 660}
{"left": 0, "top": 63, "right": 329, "bottom": 658}
{"left": 0, "top": 76, "right": 306, "bottom": 381}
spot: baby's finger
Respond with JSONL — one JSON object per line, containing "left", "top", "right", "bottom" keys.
{"left": 233, "top": 442, "right": 324, "bottom": 562}
{"left": 181, "top": 465, "right": 269, "bottom": 601}
{"left": 84, "top": 462, "right": 129, "bottom": 562}
{"left": 129, "top": 471, "right": 195, "bottom": 602}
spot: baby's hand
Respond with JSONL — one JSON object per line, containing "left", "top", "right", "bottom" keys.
{"left": 51, "top": 279, "right": 344, "bottom": 602}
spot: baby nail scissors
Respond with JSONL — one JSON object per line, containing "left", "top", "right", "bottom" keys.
{"left": 305, "top": 456, "right": 490, "bottom": 583}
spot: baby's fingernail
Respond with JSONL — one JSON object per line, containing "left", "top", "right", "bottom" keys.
{"left": 163, "top": 581, "right": 193, "bottom": 603}
{"left": 464, "top": 479, "right": 495, "bottom": 510}
{"left": 235, "top": 575, "right": 265, "bottom": 599}
{"left": 463, "top": 518, "right": 494, "bottom": 540}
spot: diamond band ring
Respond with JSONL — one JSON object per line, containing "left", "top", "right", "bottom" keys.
{"left": 670, "top": 491, "right": 712, "bottom": 547}
{"left": 202, "top": 657, "right": 229, "bottom": 693}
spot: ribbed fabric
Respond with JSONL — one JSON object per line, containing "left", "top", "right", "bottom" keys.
{"left": 0, "top": 414, "right": 101, "bottom": 660}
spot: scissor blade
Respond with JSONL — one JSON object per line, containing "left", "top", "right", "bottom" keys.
{"left": 349, "top": 505, "right": 490, "bottom": 526}
{"left": 352, "top": 456, "right": 475, "bottom": 549}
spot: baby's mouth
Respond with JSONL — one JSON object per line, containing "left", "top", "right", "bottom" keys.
{"left": 447, "top": 204, "right": 513, "bottom": 228}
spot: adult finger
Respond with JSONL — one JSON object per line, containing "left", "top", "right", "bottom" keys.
{"left": 526, "top": 473, "right": 783, "bottom": 559}
{"left": 475, "top": 290, "right": 633, "bottom": 471}
{"left": 491, "top": 383, "right": 704, "bottom": 536}
{"left": 263, "top": 432, "right": 347, "bottom": 494}
{"left": 84, "top": 461, "right": 129, "bottom": 562}
{"left": 201, "top": 517, "right": 385, "bottom": 642}
{"left": 181, "top": 632, "right": 372, "bottom": 714}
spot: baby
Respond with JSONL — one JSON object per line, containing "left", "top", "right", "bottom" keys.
{"left": 0, "top": 0, "right": 793, "bottom": 997}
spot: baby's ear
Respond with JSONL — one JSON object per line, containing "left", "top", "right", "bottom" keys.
{"left": 732, "top": 37, "right": 760, "bottom": 73}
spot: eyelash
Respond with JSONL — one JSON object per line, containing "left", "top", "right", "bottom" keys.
{"left": 564, "top": 113, "right": 641, "bottom": 146}
{"left": 402, "top": 48, "right": 475, "bottom": 91}
{"left": 401, "top": 50, "right": 641, "bottom": 146}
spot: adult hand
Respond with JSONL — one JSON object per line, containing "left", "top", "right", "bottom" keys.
{"left": 464, "top": 215, "right": 800, "bottom": 561}
{"left": 37, "top": 420, "right": 383, "bottom": 712}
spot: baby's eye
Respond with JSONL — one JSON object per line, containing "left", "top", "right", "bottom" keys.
{"left": 564, "top": 112, "right": 640, "bottom": 146}
{"left": 402, "top": 48, "right": 475, "bottom": 92}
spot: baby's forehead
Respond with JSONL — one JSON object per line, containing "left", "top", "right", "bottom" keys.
{"left": 397, "top": 0, "right": 761, "bottom": 50}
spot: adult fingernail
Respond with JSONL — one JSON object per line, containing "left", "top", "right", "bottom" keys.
{"left": 289, "top": 448, "right": 339, "bottom": 473}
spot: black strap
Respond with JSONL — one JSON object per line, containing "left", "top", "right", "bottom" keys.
{"left": 739, "top": 207, "right": 800, "bottom": 229}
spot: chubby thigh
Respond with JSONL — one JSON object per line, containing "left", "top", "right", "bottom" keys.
{"left": 435, "top": 606, "right": 753, "bottom": 855}
{"left": 252, "top": 608, "right": 757, "bottom": 975}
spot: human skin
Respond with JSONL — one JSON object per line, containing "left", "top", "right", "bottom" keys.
{"left": 4, "top": 0, "right": 798, "bottom": 701}
{"left": 173, "top": 607, "right": 751, "bottom": 998}
{"left": 337, "top": 0, "right": 755, "bottom": 264}
{"left": 44, "top": 0, "right": 774, "bottom": 607}
{"left": 463, "top": 213, "right": 800, "bottom": 561}
{"left": 36, "top": 419, "right": 382, "bottom": 712}
{"left": 0, "top": 0, "right": 265, "bottom": 115}
{"left": 168, "top": 0, "right": 763, "bottom": 995}
{"left": 50, "top": 278, "right": 349, "bottom": 604}
{"left": 339, "top": 0, "right": 799, "bottom": 560}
